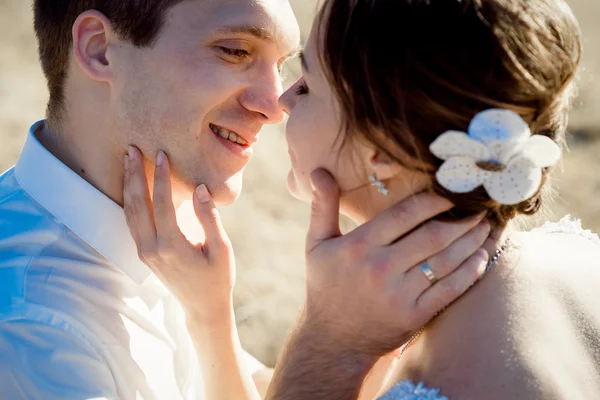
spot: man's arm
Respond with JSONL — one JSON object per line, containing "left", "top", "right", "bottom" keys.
{"left": 0, "top": 319, "right": 119, "bottom": 400}
{"left": 267, "top": 318, "right": 376, "bottom": 400}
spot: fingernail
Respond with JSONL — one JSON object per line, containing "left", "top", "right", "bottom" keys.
{"left": 477, "top": 248, "right": 489, "bottom": 263}
{"left": 128, "top": 146, "right": 135, "bottom": 161}
{"left": 195, "top": 184, "right": 211, "bottom": 204}
{"left": 475, "top": 249, "right": 489, "bottom": 276}
{"left": 480, "top": 219, "right": 490, "bottom": 231}
{"left": 309, "top": 176, "right": 317, "bottom": 192}
{"left": 157, "top": 151, "right": 166, "bottom": 166}
{"left": 124, "top": 155, "right": 129, "bottom": 171}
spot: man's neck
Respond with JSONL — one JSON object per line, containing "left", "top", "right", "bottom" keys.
{"left": 37, "top": 119, "right": 188, "bottom": 212}
{"left": 37, "top": 119, "right": 128, "bottom": 207}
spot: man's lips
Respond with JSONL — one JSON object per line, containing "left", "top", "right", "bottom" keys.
{"left": 209, "top": 123, "right": 257, "bottom": 147}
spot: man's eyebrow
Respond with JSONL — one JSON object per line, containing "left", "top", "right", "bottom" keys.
{"left": 299, "top": 50, "right": 309, "bottom": 73}
{"left": 214, "top": 25, "right": 274, "bottom": 42}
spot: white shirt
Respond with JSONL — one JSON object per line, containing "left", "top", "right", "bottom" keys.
{"left": 0, "top": 121, "right": 264, "bottom": 400}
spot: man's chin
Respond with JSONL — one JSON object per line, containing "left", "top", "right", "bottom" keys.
{"left": 210, "top": 177, "right": 243, "bottom": 206}
{"left": 212, "top": 188, "right": 241, "bottom": 206}
{"left": 172, "top": 178, "right": 241, "bottom": 207}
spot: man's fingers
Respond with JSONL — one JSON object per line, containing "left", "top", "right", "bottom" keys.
{"left": 388, "top": 212, "right": 485, "bottom": 271}
{"left": 192, "top": 185, "right": 231, "bottom": 260}
{"left": 404, "top": 220, "right": 491, "bottom": 297}
{"left": 416, "top": 249, "right": 489, "bottom": 315}
{"left": 152, "top": 151, "right": 181, "bottom": 241}
{"left": 123, "top": 146, "right": 157, "bottom": 257}
{"left": 306, "top": 169, "right": 342, "bottom": 253}
{"left": 354, "top": 192, "right": 454, "bottom": 246}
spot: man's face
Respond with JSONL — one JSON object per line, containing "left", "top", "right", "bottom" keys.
{"left": 112, "top": 0, "right": 300, "bottom": 204}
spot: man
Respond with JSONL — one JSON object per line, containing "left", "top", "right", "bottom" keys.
{"left": 0, "top": 1, "right": 299, "bottom": 398}
{"left": 0, "top": 1, "right": 487, "bottom": 399}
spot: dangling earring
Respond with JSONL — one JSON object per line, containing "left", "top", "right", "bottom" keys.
{"left": 369, "top": 173, "right": 389, "bottom": 196}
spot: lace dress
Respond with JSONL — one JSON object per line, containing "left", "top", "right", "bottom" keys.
{"left": 377, "top": 216, "right": 600, "bottom": 400}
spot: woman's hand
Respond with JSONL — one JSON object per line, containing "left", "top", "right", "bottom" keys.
{"left": 124, "top": 147, "right": 261, "bottom": 400}
{"left": 123, "top": 146, "right": 235, "bottom": 325}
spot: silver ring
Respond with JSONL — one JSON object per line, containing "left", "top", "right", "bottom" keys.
{"left": 420, "top": 262, "right": 438, "bottom": 285}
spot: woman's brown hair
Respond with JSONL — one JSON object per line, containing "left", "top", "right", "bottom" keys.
{"left": 316, "top": 0, "right": 582, "bottom": 225}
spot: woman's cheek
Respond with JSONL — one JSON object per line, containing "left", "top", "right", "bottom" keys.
{"left": 287, "top": 159, "right": 313, "bottom": 202}
{"left": 285, "top": 130, "right": 312, "bottom": 200}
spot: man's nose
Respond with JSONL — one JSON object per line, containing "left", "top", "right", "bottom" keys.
{"left": 240, "top": 66, "right": 286, "bottom": 124}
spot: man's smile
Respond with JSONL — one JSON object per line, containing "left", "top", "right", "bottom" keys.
{"left": 209, "top": 123, "right": 249, "bottom": 146}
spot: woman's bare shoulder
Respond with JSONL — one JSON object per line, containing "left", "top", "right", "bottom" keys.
{"left": 395, "top": 224, "right": 600, "bottom": 399}
{"left": 519, "top": 223, "right": 600, "bottom": 294}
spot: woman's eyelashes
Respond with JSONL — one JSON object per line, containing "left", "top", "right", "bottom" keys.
{"left": 295, "top": 80, "right": 309, "bottom": 95}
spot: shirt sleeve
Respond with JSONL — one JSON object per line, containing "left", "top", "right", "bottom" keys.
{"left": 0, "top": 319, "right": 119, "bottom": 400}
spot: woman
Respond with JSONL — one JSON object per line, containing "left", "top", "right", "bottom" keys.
{"left": 124, "top": 0, "right": 600, "bottom": 398}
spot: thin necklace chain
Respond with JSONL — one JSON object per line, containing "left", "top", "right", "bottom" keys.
{"left": 400, "top": 237, "right": 514, "bottom": 357}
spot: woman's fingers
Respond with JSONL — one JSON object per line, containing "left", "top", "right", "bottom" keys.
{"left": 121, "top": 149, "right": 236, "bottom": 323}
{"left": 123, "top": 146, "right": 157, "bottom": 260}
{"left": 404, "top": 219, "right": 491, "bottom": 297}
{"left": 416, "top": 248, "right": 489, "bottom": 315}
{"left": 152, "top": 151, "right": 181, "bottom": 242}
{"left": 192, "top": 185, "right": 232, "bottom": 261}
{"left": 354, "top": 192, "right": 454, "bottom": 247}
{"left": 387, "top": 212, "right": 485, "bottom": 272}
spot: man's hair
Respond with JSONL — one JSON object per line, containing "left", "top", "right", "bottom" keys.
{"left": 33, "top": 0, "right": 187, "bottom": 126}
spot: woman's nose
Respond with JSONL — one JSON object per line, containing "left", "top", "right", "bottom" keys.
{"left": 278, "top": 86, "right": 296, "bottom": 116}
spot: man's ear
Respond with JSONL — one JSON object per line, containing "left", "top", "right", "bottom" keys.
{"left": 72, "top": 10, "right": 115, "bottom": 83}
{"left": 369, "top": 150, "right": 403, "bottom": 181}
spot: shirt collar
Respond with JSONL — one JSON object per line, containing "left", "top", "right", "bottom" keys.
{"left": 14, "top": 121, "right": 152, "bottom": 284}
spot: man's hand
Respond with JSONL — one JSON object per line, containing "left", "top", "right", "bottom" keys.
{"left": 268, "top": 169, "right": 490, "bottom": 400}
{"left": 304, "top": 169, "right": 489, "bottom": 356}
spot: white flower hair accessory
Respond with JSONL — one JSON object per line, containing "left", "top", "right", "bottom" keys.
{"left": 429, "top": 109, "right": 561, "bottom": 205}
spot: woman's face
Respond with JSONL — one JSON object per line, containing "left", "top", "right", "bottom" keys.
{"left": 279, "top": 23, "right": 429, "bottom": 224}
{"left": 278, "top": 26, "right": 372, "bottom": 203}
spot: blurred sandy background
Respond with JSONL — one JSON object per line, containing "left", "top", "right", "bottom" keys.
{"left": 1, "top": 0, "right": 599, "bottom": 367}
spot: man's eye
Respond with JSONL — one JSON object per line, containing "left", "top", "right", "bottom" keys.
{"left": 218, "top": 47, "right": 250, "bottom": 59}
